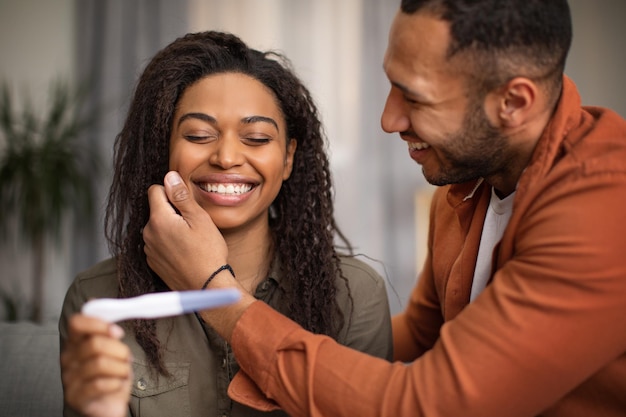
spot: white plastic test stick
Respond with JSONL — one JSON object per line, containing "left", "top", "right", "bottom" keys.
{"left": 81, "top": 289, "right": 241, "bottom": 323}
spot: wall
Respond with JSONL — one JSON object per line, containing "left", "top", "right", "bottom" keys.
{"left": 0, "top": 0, "right": 624, "bottom": 321}
{"left": 0, "top": 0, "right": 77, "bottom": 322}
{"left": 566, "top": 0, "right": 626, "bottom": 117}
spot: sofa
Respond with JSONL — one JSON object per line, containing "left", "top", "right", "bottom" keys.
{"left": 0, "top": 321, "right": 63, "bottom": 417}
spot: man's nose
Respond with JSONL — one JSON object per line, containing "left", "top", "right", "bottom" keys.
{"left": 381, "top": 88, "right": 410, "bottom": 134}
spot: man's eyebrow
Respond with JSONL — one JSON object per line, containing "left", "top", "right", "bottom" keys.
{"left": 383, "top": 61, "right": 427, "bottom": 99}
{"left": 391, "top": 81, "right": 426, "bottom": 101}
{"left": 177, "top": 112, "right": 216, "bottom": 127}
{"left": 242, "top": 115, "right": 279, "bottom": 132}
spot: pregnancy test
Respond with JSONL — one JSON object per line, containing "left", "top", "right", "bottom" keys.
{"left": 81, "top": 288, "right": 241, "bottom": 323}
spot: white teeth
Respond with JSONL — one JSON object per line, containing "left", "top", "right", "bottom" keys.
{"left": 203, "top": 183, "right": 253, "bottom": 195}
{"left": 408, "top": 141, "right": 430, "bottom": 150}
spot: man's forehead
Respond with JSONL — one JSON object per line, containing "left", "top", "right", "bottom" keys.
{"left": 383, "top": 11, "right": 470, "bottom": 103}
{"left": 388, "top": 10, "right": 451, "bottom": 51}
{"left": 383, "top": 11, "right": 452, "bottom": 77}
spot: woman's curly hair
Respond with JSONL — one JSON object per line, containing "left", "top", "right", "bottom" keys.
{"left": 104, "top": 31, "right": 353, "bottom": 375}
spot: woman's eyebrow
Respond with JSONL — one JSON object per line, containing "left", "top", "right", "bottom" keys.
{"left": 177, "top": 113, "right": 278, "bottom": 132}
{"left": 242, "top": 115, "right": 279, "bottom": 132}
{"left": 177, "top": 112, "right": 217, "bottom": 127}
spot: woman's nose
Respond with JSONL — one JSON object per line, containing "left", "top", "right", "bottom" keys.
{"left": 381, "top": 88, "right": 410, "bottom": 134}
{"left": 208, "top": 134, "right": 244, "bottom": 169}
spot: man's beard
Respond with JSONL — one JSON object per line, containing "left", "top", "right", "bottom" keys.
{"left": 424, "top": 98, "right": 509, "bottom": 187}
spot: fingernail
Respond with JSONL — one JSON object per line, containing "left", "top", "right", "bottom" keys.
{"left": 166, "top": 171, "right": 182, "bottom": 186}
{"left": 109, "top": 324, "right": 125, "bottom": 339}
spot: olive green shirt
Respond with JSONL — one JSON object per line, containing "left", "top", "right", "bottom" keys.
{"left": 59, "top": 255, "right": 393, "bottom": 417}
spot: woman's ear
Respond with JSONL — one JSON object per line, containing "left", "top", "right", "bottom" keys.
{"left": 283, "top": 139, "right": 297, "bottom": 180}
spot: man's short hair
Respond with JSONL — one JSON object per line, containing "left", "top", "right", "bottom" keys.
{"left": 400, "top": 0, "right": 572, "bottom": 101}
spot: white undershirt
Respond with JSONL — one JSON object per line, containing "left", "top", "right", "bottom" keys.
{"left": 470, "top": 188, "right": 515, "bottom": 302}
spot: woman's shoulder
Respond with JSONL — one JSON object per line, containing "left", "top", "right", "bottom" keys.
{"left": 335, "top": 255, "right": 390, "bottom": 308}
{"left": 72, "top": 257, "right": 119, "bottom": 299}
{"left": 60, "top": 258, "right": 120, "bottom": 338}
{"left": 336, "top": 254, "right": 386, "bottom": 289}
{"left": 334, "top": 254, "right": 393, "bottom": 359}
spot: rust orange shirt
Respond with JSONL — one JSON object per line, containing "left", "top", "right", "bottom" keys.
{"left": 228, "top": 76, "right": 626, "bottom": 416}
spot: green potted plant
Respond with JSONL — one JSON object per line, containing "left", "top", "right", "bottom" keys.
{"left": 0, "top": 79, "right": 99, "bottom": 322}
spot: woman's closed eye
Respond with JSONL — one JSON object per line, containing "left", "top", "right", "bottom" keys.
{"left": 242, "top": 136, "right": 271, "bottom": 145}
{"left": 183, "top": 134, "right": 271, "bottom": 145}
{"left": 184, "top": 134, "right": 217, "bottom": 143}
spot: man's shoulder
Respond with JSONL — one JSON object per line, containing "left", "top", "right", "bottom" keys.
{"left": 571, "top": 106, "right": 626, "bottom": 174}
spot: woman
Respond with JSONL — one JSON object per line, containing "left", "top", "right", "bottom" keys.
{"left": 59, "top": 31, "right": 392, "bottom": 417}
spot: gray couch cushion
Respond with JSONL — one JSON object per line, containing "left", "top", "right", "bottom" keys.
{"left": 0, "top": 321, "right": 63, "bottom": 417}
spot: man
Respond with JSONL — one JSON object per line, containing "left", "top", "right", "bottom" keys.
{"left": 68, "top": 0, "right": 626, "bottom": 416}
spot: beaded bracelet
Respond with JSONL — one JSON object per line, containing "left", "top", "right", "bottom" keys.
{"left": 201, "top": 264, "right": 235, "bottom": 290}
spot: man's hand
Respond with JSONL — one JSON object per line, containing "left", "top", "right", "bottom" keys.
{"left": 144, "top": 171, "right": 256, "bottom": 341}
{"left": 61, "top": 315, "right": 132, "bottom": 417}
{"left": 143, "top": 171, "right": 228, "bottom": 291}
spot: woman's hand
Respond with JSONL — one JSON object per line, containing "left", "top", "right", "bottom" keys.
{"left": 143, "top": 171, "right": 229, "bottom": 291}
{"left": 60, "top": 315, "right": 132, "bottom": 417}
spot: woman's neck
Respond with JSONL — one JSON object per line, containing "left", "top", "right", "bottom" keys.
{"left": 222, "top": 221, "right": 273, "bottom": 294}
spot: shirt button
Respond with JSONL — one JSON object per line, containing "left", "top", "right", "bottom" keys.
{"left": 136, "top": 378, "right": 147, "bottom": 391}
{"left": 222, "top": 358, "right": 227, "bottom": 368}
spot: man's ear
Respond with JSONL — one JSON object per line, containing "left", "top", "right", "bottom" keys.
{"left": 494, "top": 77, "right": 538, "bottom": 128}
